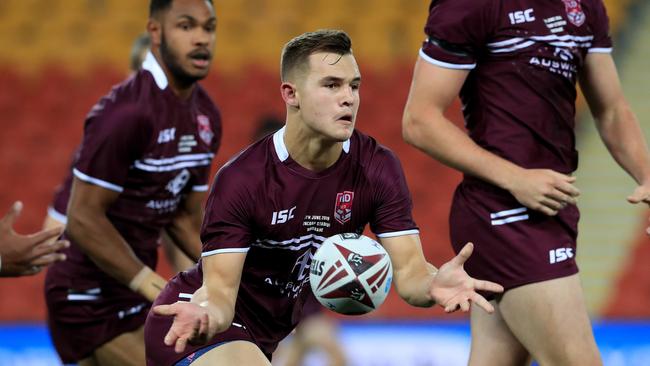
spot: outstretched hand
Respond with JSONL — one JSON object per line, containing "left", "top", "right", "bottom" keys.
{"left": 0, "top": 201, "right": 69, "bottom": 277}
{"left": 430, "top": 243, "right": 504, "bottom": 313}
{"left": 627, "top": 185, "right": 650, "bottom": 235}
{"left": 154, "top": 302, "right": 211, "bottom": 353}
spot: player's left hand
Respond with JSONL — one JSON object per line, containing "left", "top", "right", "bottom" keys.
{"left": 154, "top": 302, "right": 210, "bottom": 353}
{"left": 626, "top": 184, "right": 650, "bottom": 235}
{"left": 429, "top": 243, "right": 504, "bottom": 313}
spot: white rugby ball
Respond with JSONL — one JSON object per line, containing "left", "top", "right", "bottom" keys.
{"left": 310, "top": 233, "right": 392, "bottom": 315}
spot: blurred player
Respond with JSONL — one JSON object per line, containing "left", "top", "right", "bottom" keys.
{"left": 44, "top": 32, "right": 194, "bottom": 273}
{"left": 0, "top": 201, "right": 68, "bottom": 277}
{"left": 402, "top": 1, "right": 650, "bottom": 365}
{"left": 44, "top": 0, "right": 220, "bottom": 365}
{"left": 145, "top": 29, "right": 503, "bottom": 366}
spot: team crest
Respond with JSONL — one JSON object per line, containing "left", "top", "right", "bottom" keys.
{"left": 562, "top": 0, "right": 586, "bottom": 27}
{"left": 196, "top": 115, "right": 214, "bottom": 145}
{"left": 334, "top": 191, "right": 354, "bottom": 224}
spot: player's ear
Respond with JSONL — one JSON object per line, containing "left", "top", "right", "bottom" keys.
{"left": 281, "top": 82, "right": 300, "bottom": 108}
{"left": 147, "top": 19, "right": 162, "bottom": 48}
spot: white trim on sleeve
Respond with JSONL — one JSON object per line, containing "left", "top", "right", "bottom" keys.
{"left": 73, "top": 168, "right": 124, "bottom": 193}
{"left": 588, "top": 47, "right": 613, "bottom": 53}
{"left": 192, "top": 185, "right": 209, "bottom": 192}
{"left": 47, "top": 206, "right": 68, "bottom": 224}
{"left": 202, "top": 247, "right": 251, "bottom": 257}
{"left": 419, "top": 48, "right": 476, "bottom": 70}
{"left": 376, "top": 229, "right": 420, "bottom": 238}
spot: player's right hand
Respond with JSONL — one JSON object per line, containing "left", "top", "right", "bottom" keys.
{"left": 154, "top": 302, "right": 211, "bottom": 353}
{"left": 507, "top": 169, "right": 580, "bottom": 216}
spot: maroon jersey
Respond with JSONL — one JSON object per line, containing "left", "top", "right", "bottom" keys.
{"left": 45, "top": 52, "right": 221, "bottom": 363}
{"left": 145, "top": 128, "right": 418, "bottom": 364}
{"left": 422, "top": 0, "right": 612, "bottom": 174}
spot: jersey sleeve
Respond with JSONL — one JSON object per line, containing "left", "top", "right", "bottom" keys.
{"left": 369, "top": 149, "right": 419, "bottom": 238}
{"left": 73, "top": 103, "right": 151, "bottom": 192}
{"left": 588, "top": 0, "right": 613, "bottom": 53}
{"left": 420, "top": 0, "right": 496, "bottom": 70}
{"left": 200, "top": 165, "right": 254, "bottom": 257}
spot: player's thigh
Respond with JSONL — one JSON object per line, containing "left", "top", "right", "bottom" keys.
{"left": 498, "top": 274, "right": 602, "bottom": 366}
{"left": 93, "top": 326, "right": 146, "bottom": 366}
{"left": 192, "top": 340, "right": 271, "bottom": 366}
{"left": 468, "top": 300, "right": 531, "bottom": 366}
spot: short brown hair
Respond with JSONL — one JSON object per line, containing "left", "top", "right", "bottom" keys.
{"left": 280, "top": 29, "right": 352, "bottom": 81}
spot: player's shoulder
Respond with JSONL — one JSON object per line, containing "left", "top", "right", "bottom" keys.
{"left": 212, "top": 136, "right": 273, "bottom": 189}
{"left": 87, "top": 71, "right": 155, "bottom": 123}
{"left": 429, "top": 0, "right": 494, "bottom": 12}
{"left": 351, "top": 130, "right": 401, "bottom": 171}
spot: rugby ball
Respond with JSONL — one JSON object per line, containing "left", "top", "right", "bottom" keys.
{"left": 309, "top": 233, "right": 392, "bottom": 315}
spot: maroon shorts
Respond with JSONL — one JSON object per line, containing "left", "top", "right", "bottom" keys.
{"left": 144, "top": 273, "right": 264, "bottom": 366}
{"left": 45, "top": 268, "right": 150, "bottom": 363}
{"left": 449, "top": 180, "right": 580, "bottom": 296}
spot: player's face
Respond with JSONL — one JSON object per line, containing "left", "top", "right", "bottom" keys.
{"left": 297, "top": 52, "right": 361, "bottom": 141}
{"left": 159, "top": 0, "right": 216, "bottom": 84}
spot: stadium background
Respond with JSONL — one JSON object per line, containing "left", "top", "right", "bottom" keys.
{"left": 0, "top": 0, "right": 648, "bottom": 365}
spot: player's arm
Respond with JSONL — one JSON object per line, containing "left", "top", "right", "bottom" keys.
{"left": 402, "top": 58, "right": 580, "bottom": 216}
{"left": 380, "top": 235, "right": 503, "bottom": 313}
{"left": 579, "top": 53, "right": 650, "bottom": 217}
{"left": 67, "top": 178, "right": 166, "bottom": 301}
{"left": 154, "top": 251, "right": 246, "bottom": 353}
{"left": 164, "top": 191, "right": 205, "bottom": 263}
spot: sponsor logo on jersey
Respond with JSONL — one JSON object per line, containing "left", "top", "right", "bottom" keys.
{"left": 197, "top": 115, "right": 214, "bottom": 145}
{"left": 562, "top": 0, "right": 586, "bottom": 27}
{"left": 334, "top": 191, "right": 354, "bottom": 224}
{"left": 157, "top": 128, "right": 176, "bottom": 144}
{"left": 549, "top": 247, "right": 574, "bottom": 264}
{"left": 508, "top": 9, "right": 535, "bottom": 25}
{"left": 271, "top": 206, "right": 296, "bottom": 225}
{"left": 166, "top": 168, "right": 191, "bottom": 196}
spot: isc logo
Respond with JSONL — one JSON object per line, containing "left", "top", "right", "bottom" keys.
{"left": 157, "top": 128, "right": 176, "bottom": 144}
{"left": 549, "top": 248, "right": 574, "bottom": 264}
{"left": 508, "top": 9, "right": 535, "bottom": 24}
{"left": 271, "top": 206, "right": 296, "bottom": 225}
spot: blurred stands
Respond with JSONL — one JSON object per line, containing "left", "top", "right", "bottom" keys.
{"left": 0, "top": 0, "right": 646, "bottom": 321}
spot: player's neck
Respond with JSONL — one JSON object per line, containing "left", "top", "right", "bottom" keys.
{"left": 284, "top": 120, "right": 343, "bottom": 172}
{"left": 152, "top": 50, "right": 196, "bottom": 100}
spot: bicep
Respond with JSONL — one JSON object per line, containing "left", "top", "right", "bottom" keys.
{"left": 68, "top": 177, "right": 120, "bottom": 215}
{"left": 579, "top": 52, "right": 624, "bottom": 121}
{"left": 405, "top": 57, "right": 470, "bottom": 117}
{"left": 180, "top": 191, "right": 206, "bottom": 218}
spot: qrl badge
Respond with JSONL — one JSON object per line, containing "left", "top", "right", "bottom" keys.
{"left": 334, "top": 191, "right": 354, "bottom": 224}
{"left": 562, "top": 0, "right": 586, "bottom": 27}
{"left": 197, "top": 115, "right": 214, "bottom": 145}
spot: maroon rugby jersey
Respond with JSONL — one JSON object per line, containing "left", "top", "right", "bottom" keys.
{"left": 182, "top": 127, "right": 418, "bottom": 355}
{"left": 46, "top": 51, "right": 221, "bottom": 293}
{"left": 421, "top": 0, "right": 612, "bottom": 174}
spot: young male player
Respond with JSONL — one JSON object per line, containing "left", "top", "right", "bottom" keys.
{"left": 402, "top": 1, "right": 650, "bottom": 365}
{"left": 145, "top": 29, "right": 504, "bottom": 366}
{"left": 44, "top": 1, "right": 221, "bottom": 365}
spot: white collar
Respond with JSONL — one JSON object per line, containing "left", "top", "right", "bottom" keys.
{"left": 141, "top": 51, "right": 168, "bottom": 90}
{"left": 272, "top": 126, "right": 351, "bottom": 162}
